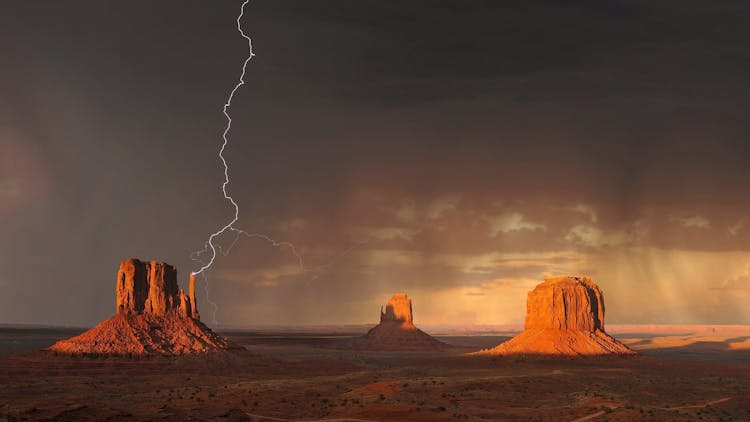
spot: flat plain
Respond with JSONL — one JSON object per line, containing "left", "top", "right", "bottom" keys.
{"left": 1, "top": 325, "right": 750, "bottom": 421}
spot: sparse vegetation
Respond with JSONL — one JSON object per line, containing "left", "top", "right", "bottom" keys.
{"left": 3, "top": 329, "right": 750, "bottom": 420}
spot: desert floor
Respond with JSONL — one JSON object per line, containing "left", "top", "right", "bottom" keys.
{"left": 1, "top": 326, "right": 750, "bottom": 421}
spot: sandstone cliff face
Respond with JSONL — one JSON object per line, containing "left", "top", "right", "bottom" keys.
{"left": 476, "top": 276, "right": 633, "bottom": 356}
{"left": 380, "top": 293, "right": 414, "bottom": 326}
{"left": 116, "top": 258, "right": 196, "bottom": 319}
{"left": 115, "top": 258, "right": 148, "bottom": 314}
{"left": 50, "top": 258, "right": 229, "bottom": 356}
{"left": 179, "top": 290, "right": 192, "bottom": 318}
{"left": 524, "top": 276, "right": 605, "bottom": 332}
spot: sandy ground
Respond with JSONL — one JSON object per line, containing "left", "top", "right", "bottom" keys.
{"left": 1, "top": 326, "right": 750, "bottom": 421}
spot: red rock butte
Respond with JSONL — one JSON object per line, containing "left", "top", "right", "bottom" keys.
{"left": 49, "top": 258, "right": 230, "bottom": 356}
{"left": 342, "top": 293, "right": 448, "bottom": 351}
{"left": 476, "top": 276, "right": 634, "bottom": 356}
{"left": 380, "top": 292, "right": 414, "bottom": 327}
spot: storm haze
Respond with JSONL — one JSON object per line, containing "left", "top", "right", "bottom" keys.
{"left": 2, "top": 0, "right": 750, "bottom": 327}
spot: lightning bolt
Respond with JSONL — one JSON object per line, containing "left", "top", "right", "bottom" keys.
{"left": 190, "top": 0, "right": 305, "bottom": 323}
{"left": 190, "top": 0, "right": 371, "bottom": 324}
{"left": 191, "top": 0, "right": 254, "bottom": 279}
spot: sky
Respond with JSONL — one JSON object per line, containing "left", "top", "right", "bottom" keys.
{"left": 2, "top": 0, "right": 750, "bottom": 327}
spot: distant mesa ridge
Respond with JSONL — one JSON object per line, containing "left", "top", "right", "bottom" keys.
{"left": 49, "top": 258, "right": 229, "bottom": 356}
{"left": 476, "top": 276, "right": 635, "bottom": 356}
{"left": 341, "top": 292, "right": 448, "bottom": 351}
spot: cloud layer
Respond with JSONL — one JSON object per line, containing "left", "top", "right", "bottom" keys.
{"left": 1, "top": 1, "right": 749, "bottom": 326}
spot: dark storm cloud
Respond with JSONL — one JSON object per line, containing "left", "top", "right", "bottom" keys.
{"left": 246, "top": 0, "right": 750, "bottom": 110}
{"left": 247, "top": 0, "right": 651, "bottom": 102}
{"left": 1, "top": 1, "right": 750, "bottom": 325}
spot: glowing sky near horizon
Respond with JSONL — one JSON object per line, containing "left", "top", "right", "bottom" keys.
{"left": 1, "top": 1, "right": 750, "bottom": 327}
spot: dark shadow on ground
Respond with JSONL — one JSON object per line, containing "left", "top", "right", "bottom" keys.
{"left": 637, "top": 340, "right": 750, "bottom": 362}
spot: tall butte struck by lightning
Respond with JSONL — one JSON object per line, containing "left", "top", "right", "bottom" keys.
{"left": 189, "top": 0, "right": 304, "bottom": 324}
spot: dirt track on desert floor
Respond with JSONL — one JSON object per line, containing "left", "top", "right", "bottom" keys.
{"left": 2, "top": 328, "right": 750, "bottom": 421}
